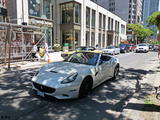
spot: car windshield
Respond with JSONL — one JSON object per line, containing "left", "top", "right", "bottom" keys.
{"left": 65, "top": 52, "right": 99, "bottom": 66}
{"left": 138, "top": 44, "right": 147, "bottom": 46}
{"left": 106, "top": 46, "right": 115, "bottom": 49}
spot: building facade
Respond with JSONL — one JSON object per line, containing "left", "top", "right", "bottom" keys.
{"left": 53, "top": 0, "right": 127, "bottom": 50}
{"left": 0, "top": 0, "right": 7, "bottom": 22}
{"left": 98, "top": 0, "right": 143, "bottom": 24}
{"left": 142, "top": 0, "right": 160, "bottom": 23}
{"left": 7, "top": 0, "right": 54, "bottom": 49}
{"left": 6, "top": 0, "right": 127, "bottom": 51}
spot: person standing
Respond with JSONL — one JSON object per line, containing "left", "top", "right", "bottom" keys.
{"left": 31, "top": 42, "right": 38, "bottom": 61}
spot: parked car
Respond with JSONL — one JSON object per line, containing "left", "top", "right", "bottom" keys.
{"left": 119, "top": 44, "right": 130, "bottom": 53}
{"left": 153, "top": 44, "right": 159, "bottom": 51}
{"left": 103, "top": 46, "right": 120, "bottom": 55}
{"left": 32, "top": 52, "right": 120, "bottom": 99}
{"left": 149, "top": 44, "right": 154, "bottom": 51}
{"left": 135, "top": 43, "right": 149, "bottom": 53}
{"left": 127, "top": 44, "right": 135, "bottom": 52}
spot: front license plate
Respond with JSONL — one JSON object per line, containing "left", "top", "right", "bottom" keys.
{"left": 37, "top": 91, "right": 45, "bottom": 97}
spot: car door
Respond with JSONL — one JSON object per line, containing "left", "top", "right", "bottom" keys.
{"left": 98, "top": 55, "right": 112, "bottom": 81}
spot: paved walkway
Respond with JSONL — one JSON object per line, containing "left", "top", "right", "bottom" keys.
{"left": 120, "top": 59, "right": 160, "bottom": 120}
{"left": 0, "top": 52, "right": 64, "bottom": 73}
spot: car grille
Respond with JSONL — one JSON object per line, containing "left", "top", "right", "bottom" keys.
{"left": 33, "top": 82, "right": 56, "bottom": 93}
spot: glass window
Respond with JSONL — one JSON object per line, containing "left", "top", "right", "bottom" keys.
{"left": 61, "top": 3, "right": 81, "bottom": 24}
{"left": 92, "top": 10, "right": 96, "bottom": 28}
{"left": 28, "top": 0, "right": 51, "bottom": 19}
{"left": 75, "top": 4, "right": 81, "bottom": 24}
{"left": 91, "top": 32, "right": 95, "bottom": 47}
{"left": 111, "top": 18, "right": 113, "bottom": 30}
{"left": 103, "top": 15, "right": 106, "bottom": 30}
{"left": 102, "top": 34, "right": 105, "bottom": 48}
{"left": 61, "top": 3, "right": 74, "bottom": 24}
{"left": 75, "top": 30, "right": 80, "bottom": 48}
{"left": 108, "top": 17, "right": 110, "bottom": 30}
{"left": 99, "top": 13, "right": 102, "bottom": 29}
{"left": 86, "top": 7, "right": 90, "bottom": 26}
{"left": 98, "top": 33, "right": 101, "bottom": 47}
{"left": 43, "top": 0, "right": 51, "bottom": 19}
{"left": 86, "top": 31, "right": 90, "bottom": 46}
{"left": 62, "top": 30, "right": 74, "bottom": 50}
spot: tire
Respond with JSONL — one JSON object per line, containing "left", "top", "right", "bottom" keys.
{"left": 79, "top": 77, "right": 93, "bottom": 98}
{"left": 112, "top": 65, "right": 119, "bottom": 80}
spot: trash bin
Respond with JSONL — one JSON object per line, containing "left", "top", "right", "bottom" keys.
{"left": 63, "top": 43, "right": 69, "bottom": 52}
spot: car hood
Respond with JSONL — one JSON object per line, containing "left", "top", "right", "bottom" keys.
{"left": 32, "top": 61, "right": 94, "bottom": 87}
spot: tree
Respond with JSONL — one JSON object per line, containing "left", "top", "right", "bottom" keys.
{"left": 147, "top": 11, "right": 160, "bottom": 41}
{"left": 127, "top": 24, "right": 153, "bottom": 43}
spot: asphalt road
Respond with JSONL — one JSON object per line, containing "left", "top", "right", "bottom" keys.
{"left": 0, "top": 51, "right": 158, "bottom": 120}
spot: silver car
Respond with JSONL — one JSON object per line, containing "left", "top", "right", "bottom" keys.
{"left": 32, "top": 52, "right": 120, "bottom": 99}
{"left": 103, "top": 46, "right": 120, "bottom": 55}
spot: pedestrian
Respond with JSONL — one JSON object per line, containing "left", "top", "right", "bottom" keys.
{"left": 158, "top": 44, "right": 160, "bottom": 59}
{"left": 42, "top": 41, "right": 49, "bottom": 61}
{"left": 31, "top": 42, "right": 37, "bottom": 61}
{"left": 96, "top": 44, "right": 98, "bottom": 49}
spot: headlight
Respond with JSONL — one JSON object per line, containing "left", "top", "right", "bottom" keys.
{"left": 61, "top": 73, "right": 78, "bottom": 84}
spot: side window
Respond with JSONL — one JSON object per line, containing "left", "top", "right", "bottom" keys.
{"left": 100, "top": 55, "right": 111, "bottom": 62}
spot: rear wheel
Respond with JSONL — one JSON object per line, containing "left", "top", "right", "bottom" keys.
{"left": 112, "top": 65, "right": 119, "bottom": 80}
{"left": 79, "top": 77, "right": 93, "bottom": 98}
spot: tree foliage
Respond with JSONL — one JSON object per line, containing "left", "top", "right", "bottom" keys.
{"left": 149, "top": 39, "right": 160, "bottom": 44}
{"left": 127, "top": 24, "right": 153, "bottom": 41}
{"left": 147, "top": 11, "right": 160, "bottom": 27}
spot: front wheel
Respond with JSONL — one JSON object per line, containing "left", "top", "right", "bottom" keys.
{"left": 79, "top": 78, "right": 93, "bottom": 98}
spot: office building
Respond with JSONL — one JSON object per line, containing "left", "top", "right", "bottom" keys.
{"left": 6, "top": 0, "right": 127, "bottom": 50}
{"left": 53, "top": 0, "right": 127, "bottom": 50}
{"left": 98, "top": 0, "right": 143, "bottom": 24}
{"left": 0, "top": 0, "right": 7, "bottom": 22}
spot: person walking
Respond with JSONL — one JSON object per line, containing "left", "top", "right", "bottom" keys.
{"left": 31, "top": 42, "right": 38, "bottom": 61}
{"left": 158, "top": 44, "right": 160, "bottom": 59}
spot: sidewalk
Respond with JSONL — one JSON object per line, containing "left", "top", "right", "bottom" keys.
{"left": 0, "top": 52, "right": 64, "bottom": 73}
{"left": 120, "top": 59, "right": 160, "bottom": 120}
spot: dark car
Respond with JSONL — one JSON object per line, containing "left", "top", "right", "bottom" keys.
{"left": 119, "top": 44, "right": 130, "bottom": 53}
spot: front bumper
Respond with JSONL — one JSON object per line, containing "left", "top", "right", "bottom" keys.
{"left": 136, "top": 49, "right": 148, "bottom": 52}
{"left": 32, "top": 81, "right": 80, "bottom": 99}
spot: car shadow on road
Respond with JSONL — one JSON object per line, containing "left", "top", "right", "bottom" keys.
{"left": 0, "top": 66, "right": 157, "bottom": 120}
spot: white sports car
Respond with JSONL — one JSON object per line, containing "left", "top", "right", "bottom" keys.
{"left": 32, "top": 52, "right": 120, "bottom": 99}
